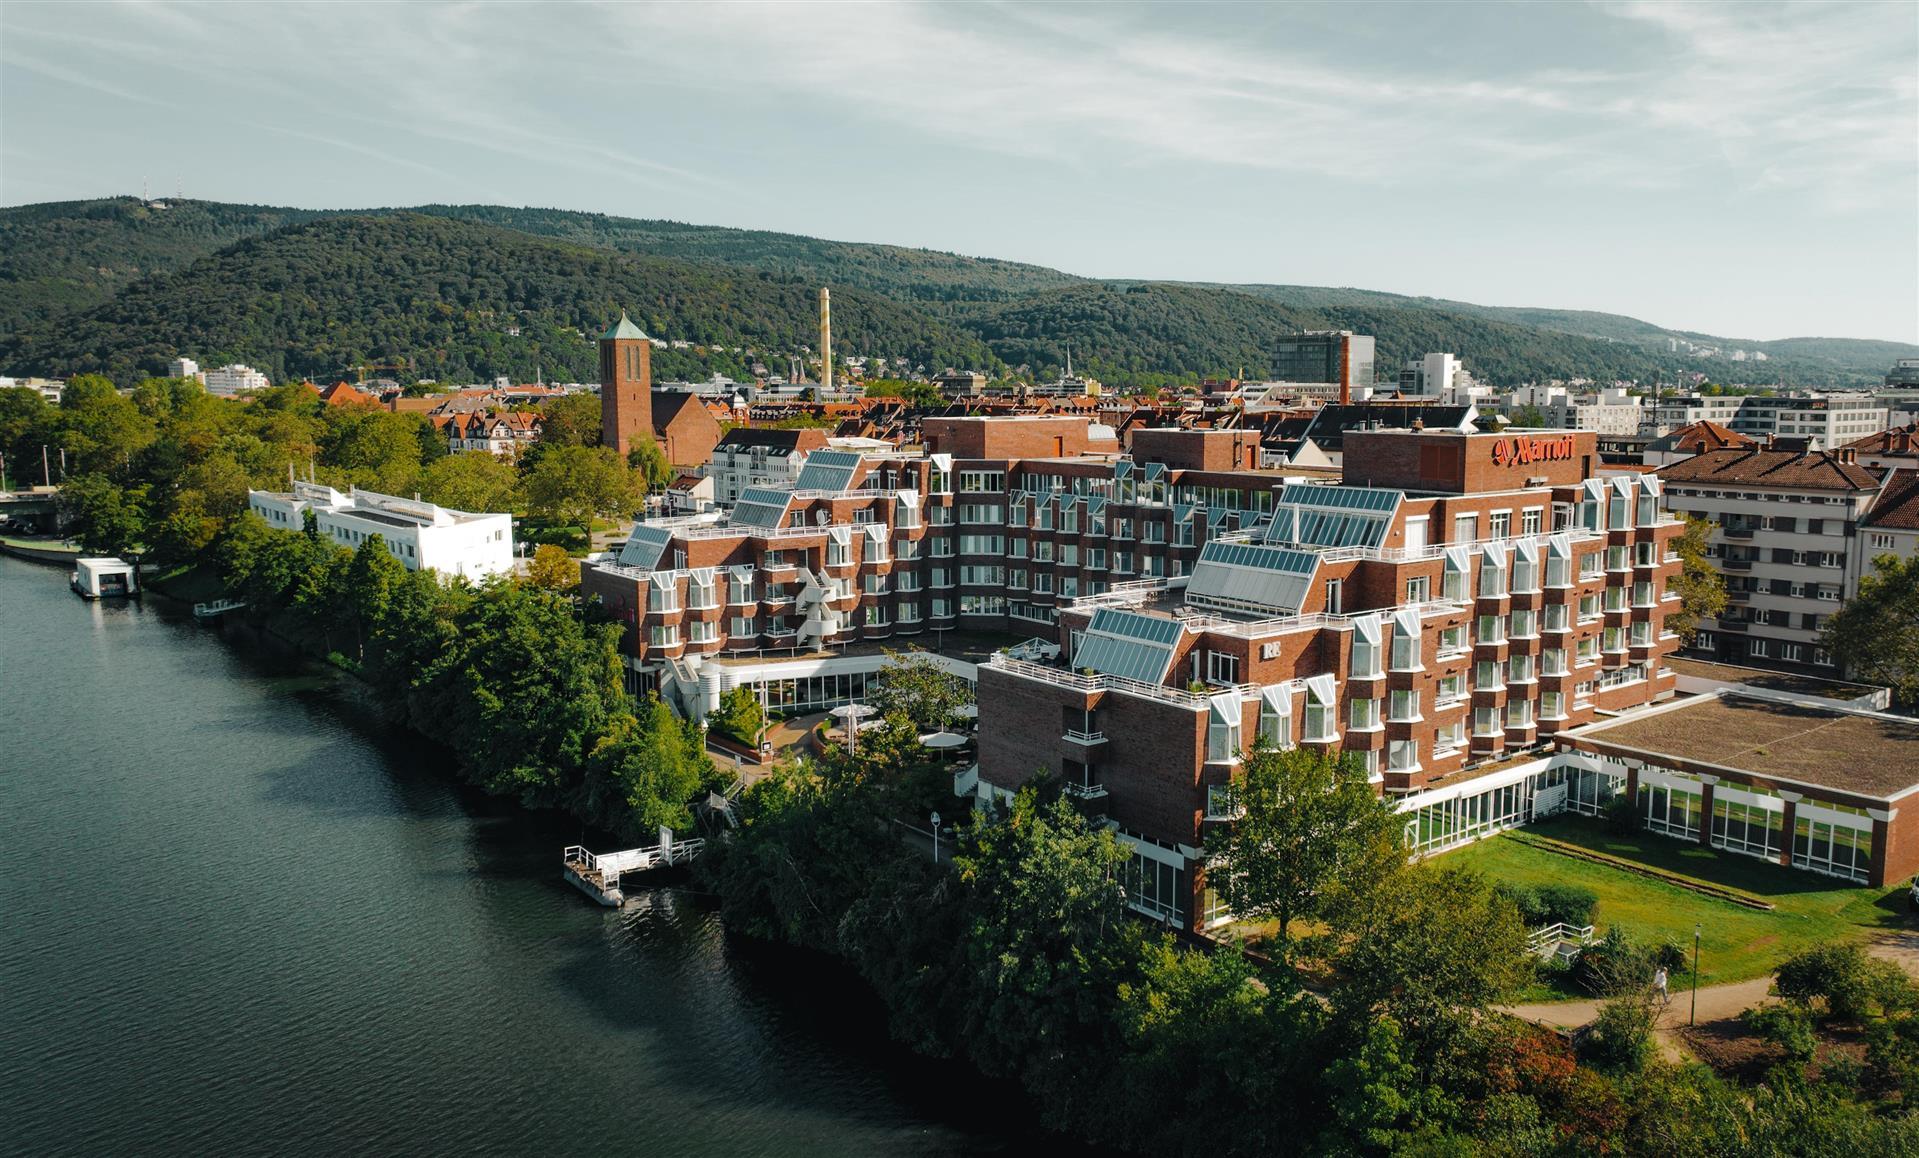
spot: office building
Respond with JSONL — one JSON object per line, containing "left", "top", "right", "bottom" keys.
{"left": 202, "top": 364, "right": 270, "bottom": 395}
{"left": 1272, "top": 332, "right": 1375, "bottom": 404}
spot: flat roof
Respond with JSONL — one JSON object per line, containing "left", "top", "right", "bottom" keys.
{"left": 1575, "top": 693, "right": 1919, "bottom": 800}
{"left": 1666, "top": 657, "right": 1884, "bottom": 700}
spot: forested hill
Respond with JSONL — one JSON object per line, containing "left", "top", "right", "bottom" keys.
{"left": 0, "top": 213, "right": 1000, "bottom": 387}
{"left": 2, "top": 196, "right": 1911, "bottom": 387}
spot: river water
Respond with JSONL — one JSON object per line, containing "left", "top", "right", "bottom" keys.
{"left": 0, "top": 556, "right": 1032, "bottom": 1156}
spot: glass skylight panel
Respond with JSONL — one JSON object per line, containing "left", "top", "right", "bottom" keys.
{"left": 1073, "top": 608, "right": 1186, "bottom": 685}
{"left": 732, "top": 487, "right": 793, "bottom": 528}
{"left": 617, "top": 524, "right": 674, "bottom": 569}
{"left": 1186, "top": 540, "right": 1319, "bottom": 615}
{"left": 794, "top": 449, "right": 862, "bottom": 492}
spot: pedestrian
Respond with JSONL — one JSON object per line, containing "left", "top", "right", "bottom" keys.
{"left": 1653, "top": 965, "right": 1670, "bottom": 1007}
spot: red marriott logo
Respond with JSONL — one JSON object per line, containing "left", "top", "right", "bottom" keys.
{"left": 1491, "top": 434, "right": 1577, "bottom": 468}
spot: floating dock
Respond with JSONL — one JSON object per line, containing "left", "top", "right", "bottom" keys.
{"left": 562, "top": 830, "right": 705, "bottom": 907}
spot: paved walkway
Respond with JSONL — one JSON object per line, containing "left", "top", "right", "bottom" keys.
{"left": 1499, "top": 931, "right": 1919, "bottom": 1060}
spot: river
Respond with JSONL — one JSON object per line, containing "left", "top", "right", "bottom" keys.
{"left": 0, "top": 555, "right": 1038, "bottom": 1156}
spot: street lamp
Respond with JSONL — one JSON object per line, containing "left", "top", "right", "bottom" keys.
{"left": 1690, "top": 922, "right": 1701, "bottom": 1026}
{"left": 930, "top": 811, "right": 941, "bottom": 863}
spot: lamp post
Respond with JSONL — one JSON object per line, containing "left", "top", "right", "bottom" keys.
{"left": 1690, "top": 922, "right": 1701, "bottom": 1026}
{"left": 930, "top": 811, "right": 941, "bottom": 863}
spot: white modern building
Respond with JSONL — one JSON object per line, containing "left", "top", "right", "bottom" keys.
{"left": 168, "top": 357, "right": 200, "bottom": 381}
{"left": 203, "top": 364, "right": 271, "bottom": 395}
{"left": 247, "top": 482, "right": 514, "bottom": 579}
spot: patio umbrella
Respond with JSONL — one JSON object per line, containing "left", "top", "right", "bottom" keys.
{"left": 920, "top": 731, "right": 970, "bottom": 750}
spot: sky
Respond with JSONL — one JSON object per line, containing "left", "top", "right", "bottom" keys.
{"left": 3, "top": 0, "right": 1915, "bottom": 343}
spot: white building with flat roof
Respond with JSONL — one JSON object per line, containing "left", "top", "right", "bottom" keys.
{"left": 203, "top": 364, "right": 270, "bottom": 395}
{"left": 247, "top": 482, "right": 513, "bottom": 580}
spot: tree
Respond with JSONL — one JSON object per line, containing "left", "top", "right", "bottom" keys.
{"left": 584, "top": 697, "right": 715, "bottom": 836}
{"left": 626, "top": 435, "right": 673, "bottom": 493}
{"left": 342, "top": 533, "right": 407, "bottom": 660}
{"left": 538, "top": 393, "right": 602, "bottom": 447}
{"left": 526, "top": 543, "right": 580, "bottom": 590}
{"left": 418, "top": 450, "right": 519, "bottom": 513}
{"left": 865, "top": 649, "right": 973, "bottom": 732}
{"left": 708, "top": 684, "right": 765, "bottom": 747}
{"left": 520, "top": 444, "right": 640, "bottom": 529}
{"left": 865, "top": 378, "right": 942, "bottom": 406}
{"left": 1667, "top": 515, "right": 1728, "bottom": 646}
{"left": 1334, "top": 864, "right": 1529, "bottom": 1067}
{"left": 1210, "top": 746, "right": 1407, "bottom": 948}
{"left": 1825, "top": 553, "right": 1919, "bottom": 708}
{"left": 57, "top": 472, "right": 146, "bottom": 554}
{"left": 57, "top": 374, "right": 157, "bottom": 474}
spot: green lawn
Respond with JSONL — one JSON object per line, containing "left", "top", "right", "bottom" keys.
{"left": 1442, "top": 815, "right": 1910, "bottom": 991}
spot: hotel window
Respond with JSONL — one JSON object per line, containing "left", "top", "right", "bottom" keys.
{"left": 1442, "top": 559, "right": 1467, "bottom": 602}
{"left": 931, "top": 567, "right": 951, "bottom": 587}
{"left": 1473, "top": 706, "right": 1501, "bottom": 736}
{"left": 1111, "top": 550, "right": 1134, "bottom": 574}
{"left": 1061, "top": 505, "right": 1080, "bottom": 534}
{"left": 1436, "top": 674, "right": 1464, "bottom": 705}
{"left": 1521, "top": 508, "right": 1543, "bottom": 535}
{"left": 1543, "top": 604, "right": 1569, "bottom": 633}
{"left": 1434, "top": 720, "right": 1465, "bottom": 753}
{"left": 1606, "top": 545, "right": 1629, "bottom": 572}
{"left": 1405, "top": 575, "right": 1431, "bottom": 603}
{"left": 863, "top": 573, "right": 888, "bottom": 595}
{"left": 958, "top": 470, "right": 1004, "bottom": 493}
{"left": 1112, "top": 517, "right": 1133, "bottom": 540}
{"left": 1390, "top": 627, "right": 1422, "bottom": 671}
{"left": 1603, "top": 626, "right": 1625, "bottom": 653}
{"left": 1206, "top": 697, "right": 1242, "bottom": 763}
{"left": 1579, "top": 593, "right": 1600, "bottom": 621}
{"left": 1257, "top": 693, "right": 1293, "bottom": 750}
{"left": 928, "top": 505, "right": 953, "bottom": 526}
{"left": 932, "top": 598, "right": 952, "bottom": 618}
{"left": 1324, "top": 578, "right": 1344, "bottom": 615}
{"left": 1640, "top": 779, "right": 1703, "bottom": 841}
{"left": 1007, "top": 567, "right": 1028, "bottom": 590}
{"left": 648, "top": 624, "right": 679, "bottom": 648}
{"left": 898, "top": 604, "right": 922, "bottom": 624}
{"left": 647, "top": 583, "right": 680, "bottom": 613}
{"left": 687, "top": 620, "right": 718, "bottom": 644}
{"left": 1542, "top": 647, "right": 1567, "bottom": 676}
{"left": 1540, "top": 691, "right": 1565, "bottom": 719}
{"left": 1793, "top": 808, "right": 1874, "bottom": 883}
{"left": 1206, "top": 650, "right": 1241, "bottom": 686}
{"left": 1032, "top": 572, "right": 1054, "bottom": 594}
{"left": 1576, "top": 636, "right": 1599, "bottom": 664}
{"left": 1478, "top": 559, "right": 1505, "bottom": 598}
{"left": 959, "top": 534, "right": 1004, "bottom": 555}
{"left": 1351, "top": 620, "right": 1382, "bottom": 678}
{"left": 1508, "top": 654, "right": 1534, "bottom": 684}
{"left": 1630, "top": 621, "right": 1652, "bottom": 647}
{"left": 959, "top": 594, "right": 1006, "bottom": 614}
{"left": 1060, "top": 544, "right": 1079, "bottom": 566}
{"left": 1036, "top": 502, "right": 1054, "bottom": 531}
{"left": 730, "top": 616, "right": 756, "bottom": 637}
{"left": 1437, "top": 625, "right": 1466, "bottom": 655}
{"left": 1035, "top": 540, "right": 1056, "bottom": 563}
{"left": 1304, "top": 687, "right": 1337, "bottom": 742}
{"left": 961, "top": 565, "right": 1005, "bottom": 586}
{"left": 1388, "top": 740, "right": 1420, "bottom": 772}
{"left": 1505, "top": 698, "right": 1532, "bottom": 729}
{"left": 1142, "top": 521, "right": 1166, "bottom": 544}
{"left": 1060, "top": 577, "right": 1079, "bottom": 599}
{"left": 1490, "top": 511, "right": 1511, "bottom": 538}
{"left": 1476, "top": 614, "right": 1505, "bottom": 643}
{"left": 1350, "top": 697, "right": 1381, "bottom": 731}
{"left": 1087, "top": 548, "right": 1107, "bottom": 569}
{"left": 826, "top": 537, "right": 852, "bottom": 567}
{"left": 1007, "top": 538, "right": 1028, "bottom": 559}
{"left": 687, "top": 573, "right": 718, "bottom": 609}
{"left": 897, "top": 539, "right": 919, "bottom": 561}
{"left": 1388, "top": 690, "right": 1421, "bottom": 723}
{"left": 1453, "top": 512, "right": 1477, "bottom": 542}
{"left": 1174, "top": 519, "right": 1195, "bottom": 547}
{"left": 1475, "top": 659, "right": 1503, "bottom": 688}
{"left": 1510, "top": 609, "right": 1537, "bottom": 639}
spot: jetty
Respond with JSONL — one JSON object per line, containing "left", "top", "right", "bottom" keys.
{"left": 192, "top": 598, "right": 248, "bottom": 620}
{"left": 562, "top": 828, "right": 705, "bottom": 906}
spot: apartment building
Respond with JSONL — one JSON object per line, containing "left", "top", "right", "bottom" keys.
{"left": 704, "top": 427, "right": 831, "bottom": 506}
{"left": 1657, "top": 445, "right": 1882, "bottom": 671}
{"left": 247, "top": 482, "right": 514, "bottom": 579}
{"left": 974, "top": 428, "right": 1683, "bottom": 928}
{"left": 1855, "top": 470, "right": 1919, "bottom": 578}
{"left": 1842, "top": 424, "right": 1919, "bottom": 474}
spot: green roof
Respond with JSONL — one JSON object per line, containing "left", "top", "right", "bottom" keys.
{"left": 600, "top": 311, "right": 649, "bottom": 341}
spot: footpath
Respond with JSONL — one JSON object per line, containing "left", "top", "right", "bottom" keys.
{"left": 1499, "top": 930, "right": 1919, "bottom": 1061}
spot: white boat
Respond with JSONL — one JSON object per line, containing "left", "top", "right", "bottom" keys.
{"left": 70, "top": 557, "right": 138, "bottom": 599}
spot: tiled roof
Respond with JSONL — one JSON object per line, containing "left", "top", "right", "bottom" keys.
{"left": 1844, "top": 423, "right": 1919, "bottom": 458}
{"left": 1655, "top": 447, "right": 1882, "bottom": 492}
{"left": 1647, "top": 420, "right": 1756, "bottom": 455}
{"left": 1863, "top": 469, "right": 1919, "bottom": 531}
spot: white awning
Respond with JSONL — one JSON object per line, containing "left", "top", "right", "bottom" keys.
{"left": 1392, "top": 606, "right": 1422, "bottom": 639}
{"left": 1208, "top": 692, "right": 1241, "bottom": 722}
{"left": 862, "top": 523, "right": 887, "bottom": 544}
{"left": 690, "top": 566, "right": 716, "bottom": 584}
{"left": 1547, "top": 533, "right": 1573, "bottom": 559}
{"left": 1641, "top": 475, "right": 1663, "bottom": 498}
{"left": 896, "top": 490, "right": 921, "bottom": 510}
{"left": 1513, "top": 538, "right": 1540, "bottom": 565}
{"left": 1480, "top": 541, "right": 1508, "bottom": 568}
{"left": 828, "top": 525, "right": 853, "bottom": 545}
{"left": 1306, "top": 673, "right": 1337, "bottom": 705}
{"left": 1259, "top": 684, "right": 1293, "bottom": 717}
{"left": 1443, "top": 544, "right": 1471, "bottom": 573}
{"left": 1354, "top": 613, "right": 1383, "bottom": 646}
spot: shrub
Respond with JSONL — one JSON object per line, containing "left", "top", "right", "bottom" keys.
{"left": 1773, "top": 943, "right": 1913, "bottom": 1023}
{"left": 1742, "top": 1003, "right": 1816, "bottom": 1065}
{"left": 1655, "top": 941, "right": 1688, "bottom": 974}
{"left": 1494, "top": 882, "right": 1598, "bottom": 929}
{"left": 1583, "top": 997, "right": 1656, "bottom": 1074}
{"left": 1602, "top": 795, "right": 1640, "bottom": 835}
{"left": 1573, "top": 928, "right": 1658, "bottom": 997}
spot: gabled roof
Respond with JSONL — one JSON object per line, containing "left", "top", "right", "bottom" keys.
{"left": 1844, "top": 423, "right": 1919, "bottom": 458}
{"left": 1862, "top": 469, "right": 1919, "bottom": 531}
{"left": 652, "top": 390, "right": 712, "bottom": 429}
{"left": 1655, "top": 447, "right": 1882, "bottom": 492}
{"left": 600, "top": 311, "right": 650, "bottom": 341}
{"left": 1647, "top": 420, "right": 1756, "bottom": 455}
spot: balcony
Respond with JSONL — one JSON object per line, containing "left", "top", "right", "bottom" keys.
{"left": 1723, "top": 525, "right": 1755, "bottom": 540}
{"left": 1063, "top": 729, "right": 1108, "bottom": 746}
{"left": 1062, "top": 781, "right": 1109, "bottom": 801}
{"left": 1723, "top": 557, "right": 1753, "bottom": 571}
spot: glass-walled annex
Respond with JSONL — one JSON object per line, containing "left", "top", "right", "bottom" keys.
{"left": 1399, "top": 753, "right": 1625, "bottom": 858}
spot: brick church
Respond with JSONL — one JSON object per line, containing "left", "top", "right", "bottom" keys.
{"left": 598, "top": 312, "right": 722, "bottom": 468}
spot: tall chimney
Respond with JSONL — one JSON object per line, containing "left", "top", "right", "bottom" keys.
{"left": 819, "top": 287, "right": 833, "bottom": 394}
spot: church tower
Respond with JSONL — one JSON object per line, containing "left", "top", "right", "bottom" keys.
{"left": 599, "top": 311, "right": 652, "bottom": 457}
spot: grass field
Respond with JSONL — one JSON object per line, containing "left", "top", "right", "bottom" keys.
{"left": 1442, "top": 814, "right": 1910, "bottom": 991}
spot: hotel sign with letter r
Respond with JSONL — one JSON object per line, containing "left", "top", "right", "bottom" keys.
{"left": 1490, "top": 434, "right": 1577, "bottom": 468}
